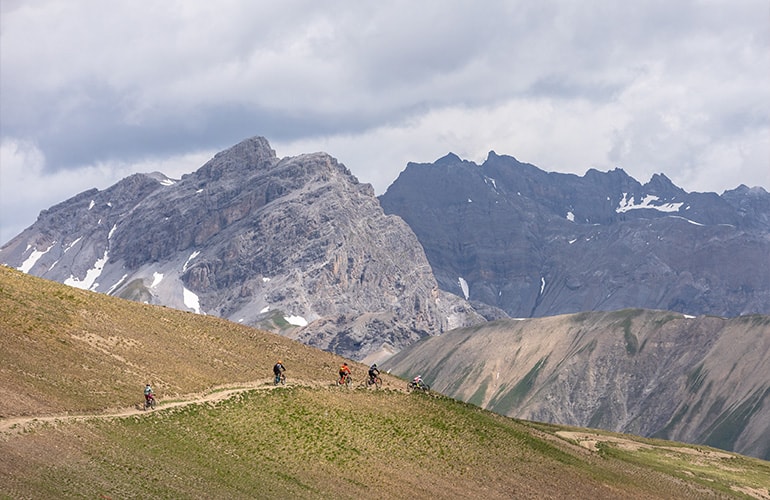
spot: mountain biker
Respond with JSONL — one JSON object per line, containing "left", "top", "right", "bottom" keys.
{"left": 412, "top": 375, "right": 424, "bottom": 389}
{"left": 368, "top": 363, "right": 380, "bottom": 384}
{"left": 273, "top": 360, "right": 286, "bottom": 383}
{"left": 339, "top": 362, "right": 352, "bottom": 384}
{"left": 144, "top": 383, "right": 155, "bottom": 404}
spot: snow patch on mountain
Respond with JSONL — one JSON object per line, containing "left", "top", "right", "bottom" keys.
{"left": 458, "top": 276, "right": 469, "bottom": 300}
{"left": 285, "top": 315, "right": 308, "bottom": 326}
{"left": 182, "top": 251, "right": 200, "bottom": 272}
{"left": 183, "top": 287, "right": 201, "bottom": 314}
{"left": 107, "top": 274, "right": 128, "bottom": 294}
{"left": 616, "top": 193, "right": 684, "bottom": 213}
{"left": 18, "top": 244, "right": 54, "bottom": 273}
{"left": 64, "top": 250, "right": 108, "bottom": 291}
{"left": 64, "top": 237, "right": 82, "bottom": 252}
{"left": 669, "top": 215, "right": 704, "bottom": 226}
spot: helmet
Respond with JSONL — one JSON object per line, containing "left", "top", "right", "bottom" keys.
{"left": 343, "top": 362, "right": 348, "bottom": 366}
{"left": 372, "top": 363, "right": 377, "bottom": 368}
{"left": 278, "top": 360, "right": 283, "bottom": 364}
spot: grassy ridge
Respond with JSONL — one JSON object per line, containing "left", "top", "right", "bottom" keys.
{"left": 7, "top": 387, "right": 769, "bottom": 499}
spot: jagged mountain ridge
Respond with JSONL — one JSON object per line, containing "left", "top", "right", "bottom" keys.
{"left": 383, "top": 309, "right": 770, "bottom": 460}
{"left": 379, "top": 151, "right": 770, "bottom": 319}
{"left": 0, "top": 137, "right": 485, "bottom": 361}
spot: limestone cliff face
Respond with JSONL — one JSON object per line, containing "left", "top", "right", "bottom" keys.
{"left": 383, "top": 309, "right": 770, "bottom": 460}
{"left": 0, "top": 137, "right": 486, "bottom": 360}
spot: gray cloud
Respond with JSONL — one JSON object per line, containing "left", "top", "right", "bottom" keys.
{"left": 1, "top": 0, "right": 768, "bottom": 245}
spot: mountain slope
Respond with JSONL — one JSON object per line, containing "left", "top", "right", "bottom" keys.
{"left": 0, "top": 265, "right": 367, "bottom": 416}
{"left": 0, "top": 137, "right": 486, "bottom": 361}
{"left": 2, "top": 267, "right": 769, "bottom": 499}
{"left": 379, "top": 152, "right": 770, "bottom": 319}
{"left": 383, "top": 309, "right": 770, "bottom": 460}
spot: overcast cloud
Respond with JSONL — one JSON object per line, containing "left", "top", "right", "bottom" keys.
{"left": 1, "top": 0, "right": 768, "bottom": 244}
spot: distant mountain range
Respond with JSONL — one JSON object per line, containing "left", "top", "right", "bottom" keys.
{"left": 380, "top": 151, "right": 770, "bottom": 319}
{"left": 2, "top": 136, "right": 769, "bottom": 362}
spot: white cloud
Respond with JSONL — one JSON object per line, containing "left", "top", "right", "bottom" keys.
{"left": 1, "top": 0, "right": 768, "bottom": 243}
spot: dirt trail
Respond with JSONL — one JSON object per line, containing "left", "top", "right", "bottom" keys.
{"left": 0, "top": 379, "right": 335, "bottom": 436}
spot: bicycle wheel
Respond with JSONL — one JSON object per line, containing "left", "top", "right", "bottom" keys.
{"left": 374, "top": 377, "right": 382, "bottom": 389}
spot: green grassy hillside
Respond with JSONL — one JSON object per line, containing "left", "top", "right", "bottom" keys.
{"left": 1, "top": 266, "right": 769, "bottom": 498}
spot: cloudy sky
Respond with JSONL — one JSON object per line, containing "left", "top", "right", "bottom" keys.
{"left": 1, "top": 1, "right": 768, "bottom": 245}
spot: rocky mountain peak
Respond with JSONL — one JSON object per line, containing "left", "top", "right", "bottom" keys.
{"left": 216, "top": 135, "right": 276, "bottom": 163}
{"left": 434, "top": 152, "right": 463, "bottom": 166}
{"left": 193, "top": 136, "right": 278, "bottom": 181}
{"left": 644, "top": 172, "right": 685, "bottom": 197}
{"left": 721, "top": 184, "right": 770, "bottom": 229}
{"left": 1, "top": 137, "right": 486, "bottom": 361}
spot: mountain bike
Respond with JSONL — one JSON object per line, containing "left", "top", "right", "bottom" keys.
{"left": 366, "top": 375, "right": 382, "bottom": 389}
{"left": 143, "top": 396, "right": 156, "bottom": 410}
{"left": 274, "top": 373, "right": 286, "bottom": 386}
{"left": 407, "top": 381, "right": 430, "bottom": 393}
{"left": 337, "top": 373, "right": 352, "bottom": 388}
{"left": 357, "top": 375, "right": 383, "bottom": 390}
